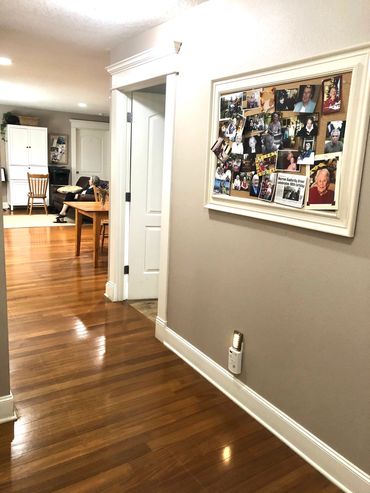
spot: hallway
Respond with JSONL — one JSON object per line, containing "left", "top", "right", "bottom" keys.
{"left": 0, "top": 225, "right": 340, "bottom": 492}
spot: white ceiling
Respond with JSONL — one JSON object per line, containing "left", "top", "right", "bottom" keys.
{"left": 0, "top": 0, "right": 205, "bottom": 116}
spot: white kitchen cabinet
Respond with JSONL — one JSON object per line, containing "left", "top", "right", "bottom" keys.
{"left": 5, "top": 125, "right": 48, "bottom": 210}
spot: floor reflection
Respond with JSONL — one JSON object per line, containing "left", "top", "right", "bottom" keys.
{"left": 0, "top": 421, "right": 15, "bottom": 458}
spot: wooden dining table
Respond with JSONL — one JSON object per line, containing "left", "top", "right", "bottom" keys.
{"left": 64, "top": 201, "right": 109, "bottom": 267}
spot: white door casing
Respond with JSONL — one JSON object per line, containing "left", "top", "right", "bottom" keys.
{"left": 128, "top": 92, "right": 165, "bottom": 300}
{"left": 106, "top": 41, "right": 180, "bottom": 333}
{"left": 70, "top": 120, "right": 110, "bottom": 184}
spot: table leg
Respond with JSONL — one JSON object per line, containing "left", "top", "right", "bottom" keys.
{"left": 93, "top": 215, "right": 101, "bottom": 267}
{"left": 75, "top": 209, "right": 82, "bottom": 256}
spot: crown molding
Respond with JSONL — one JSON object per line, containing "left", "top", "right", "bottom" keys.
{"left": 107, "top": 41, "right": 182, "bottom": 76}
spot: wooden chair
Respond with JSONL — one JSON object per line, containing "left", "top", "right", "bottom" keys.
{"left": 27, "top": 173, "right": 49, "bottom": 215}
{"left": 93, "top": 185, "right": 109, "bottom": 251}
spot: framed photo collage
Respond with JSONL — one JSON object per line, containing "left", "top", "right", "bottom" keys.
{"left": 211, "top": 72, "right": 349, "bottom": 211}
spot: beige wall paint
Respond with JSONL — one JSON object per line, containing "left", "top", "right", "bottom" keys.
{"left": 112, "top": 0, "right": 370, "bottom": 473}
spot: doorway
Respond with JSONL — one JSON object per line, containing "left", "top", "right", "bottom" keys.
{"left": 126, "top": 85, "right": 166, "bottom": 322}
{"left": 128, "top": 86, "right": 165, "bottom": 301}
{"left": 70, "top": 119, "right": 110, "bottom": 183}
{"left": 107, "top": 61, "right": 178, "bottom": 338}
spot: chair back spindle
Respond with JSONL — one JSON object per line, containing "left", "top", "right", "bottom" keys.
{"left": 27, "top": 173, "right": 49, "bottom": 215}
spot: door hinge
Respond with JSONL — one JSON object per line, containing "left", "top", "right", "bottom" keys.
{"left": 124, "top": 265, "right": 129, "bottom": 275}
{"left": 125, "top": 192, "right": 131, "bottom": 202}
{"left": 126, "top": 112, "right": 132, "bottom": 123}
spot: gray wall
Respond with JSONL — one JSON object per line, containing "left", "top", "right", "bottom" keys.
{"left": 112, "top": 0, "right": 370, "bottom": 473}
{"left": 0, "top": 184, "right": 10, "bottom": 397}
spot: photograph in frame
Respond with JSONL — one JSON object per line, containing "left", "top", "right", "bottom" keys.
{"left": 243, "top": 113, "right": 266, "bottom": 134}
{"left": 306, "top": 153, "right": 340, "bottom": 210}
{"left": 243, "top": 135, "right": 262, "bottom": 155}
{"left": 227, "top": 154, "right": 243, "bottom": 174}
{"left": 260, "top": 86, "right": 275, "bottom": 113}
{"left": 220, "top": 92, "right": 243, "bottom": 119}
{"left": 295, "top": 113, "right": 319, "bottom": 138}
{"left": 211, "top": 137, "right": 231, "bottom": 162}
{"left": 281, "top": 116, "right": 299, "bottom": 149}
{"left": 239, "top": 173, "right": 251, "bottom": 193}
{"left": 275, "top": 88, "right": 298, "bottom": 111}
{"left": 50, "top": 135, "right": 67, "bottom": 165}
{"left": 322, "top": 75, "right": 342, "bottom": 114}
{"left": 208, "top": 47, "right": 370, "bottom": 237}
{"left": 276, "top": 150, "right": 300, "bottom": 172}
{"left": 324, "top": 121, "right": 346, "bottom": 153}
{"left": 255, "top": 152, "right": 277, "bottom": 176}
{"left": 248, "top": 173, "right": 261, "bottom": 197}
{"left": 213, "top": 164, "right": 232, "bottom": 196}
{"left": 293, "top": 84, "right": 320, "bottom": 112}
{"left": 258, "top": 173, "right": 277, "bottom": 202}
{"left": 243, "top": 88, "right": 261, "bottom": 111}
{"left": 297, "top": 139, "right": 315, "bottom": 165}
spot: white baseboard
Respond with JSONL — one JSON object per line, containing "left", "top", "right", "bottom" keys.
{"left": 0, "top": 393, "right": 17, "bottom": 424}
{"left": 2, "top": 202, "right": 8, "bottom": 210}
{"left": 105, "top": 281, "right": 117, "bottom": 301}
{"left": 162, "top": 324, "right": 370, "bottom": 493}
{"left": 155, "top": 316, "right": 167, "bottom": 342}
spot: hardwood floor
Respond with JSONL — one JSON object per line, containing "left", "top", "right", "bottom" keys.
{"left": 0, "top": 225, "right": 340, "bottom": 492}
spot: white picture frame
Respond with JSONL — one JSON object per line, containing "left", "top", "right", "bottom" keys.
{"left": 205, "top": 45, "right": 370, "bottom": 237}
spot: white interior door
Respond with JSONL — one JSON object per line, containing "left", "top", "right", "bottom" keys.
{"left": 128, "top": 91, "right": 165, "bottom": 300}
{"left": 70, "top": 121, "right": 110, "bottom": 183}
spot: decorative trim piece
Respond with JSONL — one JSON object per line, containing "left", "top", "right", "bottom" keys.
{"left": 156, "top": 73, "right": 177, "bottom": 322}
{"left": 104, "top": 280, "right": 117, "bottom": 302}
{"left": 107, "top": 43, "right": 181, "bottom": 92}
{"left": 107, "top": 41, "right": 182, "bottom": 76}
{"left": 69, "top": 119, "right": 108, "bottom": 130}
{"left": 0, "top": 393, "right": 16, "bottom": 424}
{"left": 155, "top": 316, "right": 167, "bottom": 343}
{"left": 162, "top": 324, "right": 370, "bottom": 493}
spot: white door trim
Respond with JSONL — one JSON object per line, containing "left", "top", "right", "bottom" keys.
{"left": 106, "top": 42, "right": 180, "bottom": 332}
{"left": 105, "top": 90, "right": 130, "bottom": 302}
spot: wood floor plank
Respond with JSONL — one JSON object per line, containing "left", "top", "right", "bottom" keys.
{"left": 0, "top": 224, "right": 341, "bottom": 492}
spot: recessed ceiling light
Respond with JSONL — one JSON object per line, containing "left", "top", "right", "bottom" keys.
{"left": 0, "top": 57, "right": 12, "bottom": 66}
{"left": 78, "top": 102, "right": 87, "bottom": 108}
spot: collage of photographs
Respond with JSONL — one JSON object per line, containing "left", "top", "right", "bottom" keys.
{"left": 211, "top": 73, "right": 349, "bottom": 210}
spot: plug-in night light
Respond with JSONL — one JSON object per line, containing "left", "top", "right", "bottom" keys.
{"left": 232, "top": 331, "right": 243, "bottom": 351}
